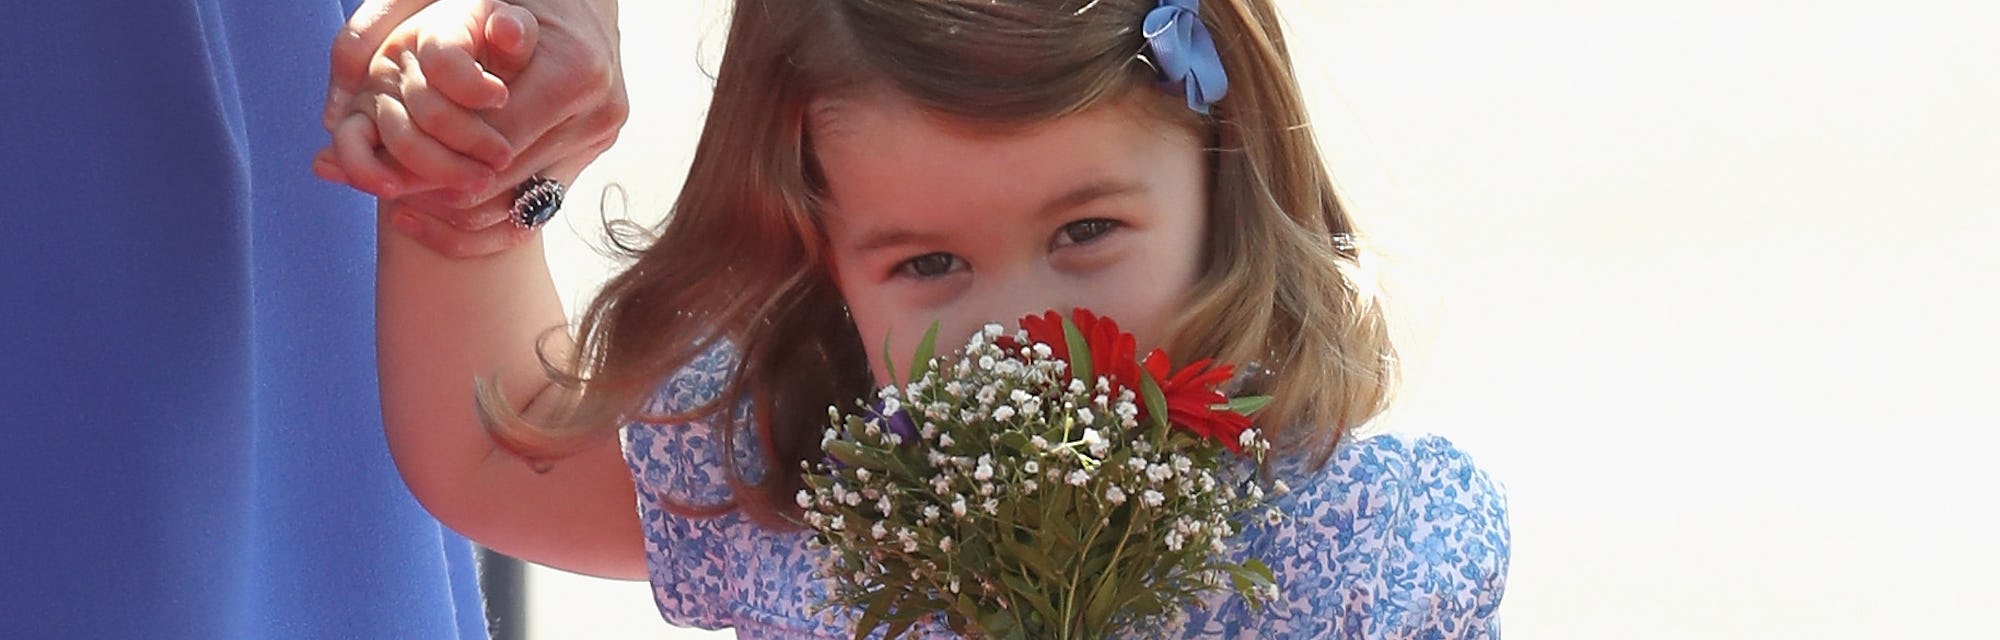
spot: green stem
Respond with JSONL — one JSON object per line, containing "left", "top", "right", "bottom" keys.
{"left": 1060, "top": 491, "right": 1109, "bottom": 639}
{"left": 1082, "top": 504, "right": 1138, "bottom": 636}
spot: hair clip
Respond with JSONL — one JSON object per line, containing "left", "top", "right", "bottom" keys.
{"left": 1143, "top": 0, "right": 1229, "bottom": 114}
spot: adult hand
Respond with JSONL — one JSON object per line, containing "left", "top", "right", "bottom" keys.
{"left": 320, "top": 0, "right": 628, "bottom": 258}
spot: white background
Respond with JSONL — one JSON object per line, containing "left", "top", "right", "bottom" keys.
{"left": 523, "top": 1, "right": 2000, "bottom": 637}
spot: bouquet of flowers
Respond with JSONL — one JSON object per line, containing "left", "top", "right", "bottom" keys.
{"left": 797, "top": 309, "right": 1281, "bottom": 639}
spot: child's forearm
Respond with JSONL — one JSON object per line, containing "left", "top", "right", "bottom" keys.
{"left": 374, "top": 200, "right": 644, "bottom": 579}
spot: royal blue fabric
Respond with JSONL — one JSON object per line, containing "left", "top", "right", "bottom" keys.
{"left": 0, "top": 2, "right": 487, "bottom": 637}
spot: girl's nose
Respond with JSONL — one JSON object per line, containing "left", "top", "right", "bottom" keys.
{"left": 962, "top": 272, "right": 1076, "bottom": 332}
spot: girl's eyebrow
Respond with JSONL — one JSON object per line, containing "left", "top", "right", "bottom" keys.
{"left": 1035, "top": 179, "right": 1147, "bottom": 221}
{"left": 848, "top": 179, "right": 1149, "bottom": 256}
{"left": 850, "top": 227, "right": 947, "bottom": 256}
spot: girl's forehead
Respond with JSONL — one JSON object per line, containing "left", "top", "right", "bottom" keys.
{"left": 814, "top": 100, "right": 1172, "bottom": 205}
{"left": 809, "top": 92, "right": 1015, "bottom": 147}
{"left": 811, "top": 108, "right": 1206, "bottom": 255}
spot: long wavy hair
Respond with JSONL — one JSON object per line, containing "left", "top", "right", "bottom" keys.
{"left": 482, "top": 0, "right": 1396, "bottom": 526}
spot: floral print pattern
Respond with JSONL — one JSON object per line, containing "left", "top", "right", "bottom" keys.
{"left": 621, "top": 343, "right": 1509, "bottom": 638}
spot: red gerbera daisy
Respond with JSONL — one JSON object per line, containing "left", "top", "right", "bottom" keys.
{"left": 1143, "top": 352, "right": 1253, "bottom": 453}
{"left": 1007, "top": 309, "right": 1141, "bottom": 393}
{"left": 1005, "top": 308, "right": 1253, "bottom": 453}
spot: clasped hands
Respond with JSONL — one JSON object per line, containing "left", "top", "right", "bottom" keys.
{"left": 313, "top": 0, "right": 627, "bottom": 258}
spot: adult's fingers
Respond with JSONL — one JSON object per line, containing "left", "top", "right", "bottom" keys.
{"left": 384, "top": 198, "right": 539, "bottom": 260}
{"left": 477, "top": 31, "right": 622, "bottom": 172}
{"left": 326, "top": 0, "right": 440, "bottom": 130}
{"left": 390, "top": 149, "right": 601, "bottom": 259}
{"left": 412, "top": 124, "right": 616, "bottom": 237}
{"left": 401, "top": 106, "right": 618, "bottom": 222}
{"left": 311, "top": 146, "right": 350, "bottom": 185}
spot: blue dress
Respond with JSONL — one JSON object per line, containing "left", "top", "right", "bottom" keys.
{"left": 623, "top": 344, "right": 1510, "bottom": 638}
{"left": 0, "top": 2, "right": 486, "bottom": 637}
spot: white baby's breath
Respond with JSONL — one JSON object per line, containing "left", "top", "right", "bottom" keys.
{"left": 800, "top": 320, "right": 1281, "bottom": 640}
{"left": 1082, "top": 427, "right": 1109, "bottom": 457}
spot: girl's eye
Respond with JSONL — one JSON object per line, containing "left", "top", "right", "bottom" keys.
{"left": 1053, "top": 219, "right": 1119, "bottom": 248}
{"left": 896, "top": 252, "right": 964, "bottom": 279}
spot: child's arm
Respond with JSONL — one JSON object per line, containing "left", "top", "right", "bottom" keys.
{"left": 322, "top": 0, "right": 643, "bottom": 579}
{"left": 315, "top": 0, "right": 535, "bottom": 199}
{"left": 375, "top": 198, "right": 647, "bottom": 581}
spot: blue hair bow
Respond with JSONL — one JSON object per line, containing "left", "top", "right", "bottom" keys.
{"left": 1143, "top": 0, "right": 1229, "bottom": 114}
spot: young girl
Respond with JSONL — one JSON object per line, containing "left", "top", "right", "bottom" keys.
{"left": 336, "top": 0, "right": 1509, "bottom": 637}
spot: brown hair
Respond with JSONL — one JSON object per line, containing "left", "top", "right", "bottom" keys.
{"left": 485, "top": 0, "right": 1395, "bottom": 526}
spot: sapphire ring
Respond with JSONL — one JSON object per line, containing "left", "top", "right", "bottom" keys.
{"left": 509, "top": 176, "right": 565, "bottom": 229}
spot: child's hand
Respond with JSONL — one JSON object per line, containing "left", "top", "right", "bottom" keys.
{"left": 315, "top": 0, "right": 627, "bottom": 258}
{"left": 313, "top": 0, "right": 539, "bottom": 199}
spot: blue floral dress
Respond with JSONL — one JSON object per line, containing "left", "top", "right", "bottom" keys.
{"left": 622, "top": 344, "right": 1510, "bottom": 638}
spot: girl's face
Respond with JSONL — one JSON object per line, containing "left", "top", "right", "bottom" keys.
{"left": 815, "top": 92, "right": 1209, "bottom": 386}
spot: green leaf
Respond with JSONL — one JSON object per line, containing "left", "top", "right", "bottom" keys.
{"left": 1218, "top": 395, "right": 1273, "bottom": 416}
{"left": 908, "top": 320, "right": 941, "bottom": 383}
{"left": 825, "top": 440, "right": 889, "bottom": 470}
{"left": 1002, "top": 537, "right": 1060, "bottom": 581}
{"left": 1000, "top": 572, "right": 1061, "bottom": 627}
{"left": 1047, "top": 488, "right": 1082, "bottom": 549}
{"left": 854, "top": 589, "right": 894, "bottom": 640}
{"left": 1225, "top": 559, "right": 1279, "bottom": 612}
{"left": 1123, "top": 590, "right": 1170, "bottom": 619}
{"left": 998, "top": 572, "right": 1037, "bottom": 598}
{"left": 844, "top": 415, "right": 882, "bottom": 448}
{"left": 1082, "top": 564, "right": 1123, "bottom": 632}
{"left": 1242, "top": 557, "right": 1276, "bottom": 585}
{"left": 883, "top": 601, "right": 920, "bottom": 640}
{"left": 881, "top": 326, "right": 898, "bottom": 386}
{"left": 992, "top": 568, "right": 1056, "bottom": 632}
{"left": 995, "top": 431, "right": 1032, "bottom": 455}
{"left": 1138, "top": 367, "right": 1170, "bottom": 431}
{"left": 978, "top": 609, "right": 1018, "bottom": 639}
{"left": 1061, "top": 313, "right": 1092, "bottom": 386}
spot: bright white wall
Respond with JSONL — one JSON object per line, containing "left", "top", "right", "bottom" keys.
{"left": 529, "top": 1, "right": 2000, "bottom": 638}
